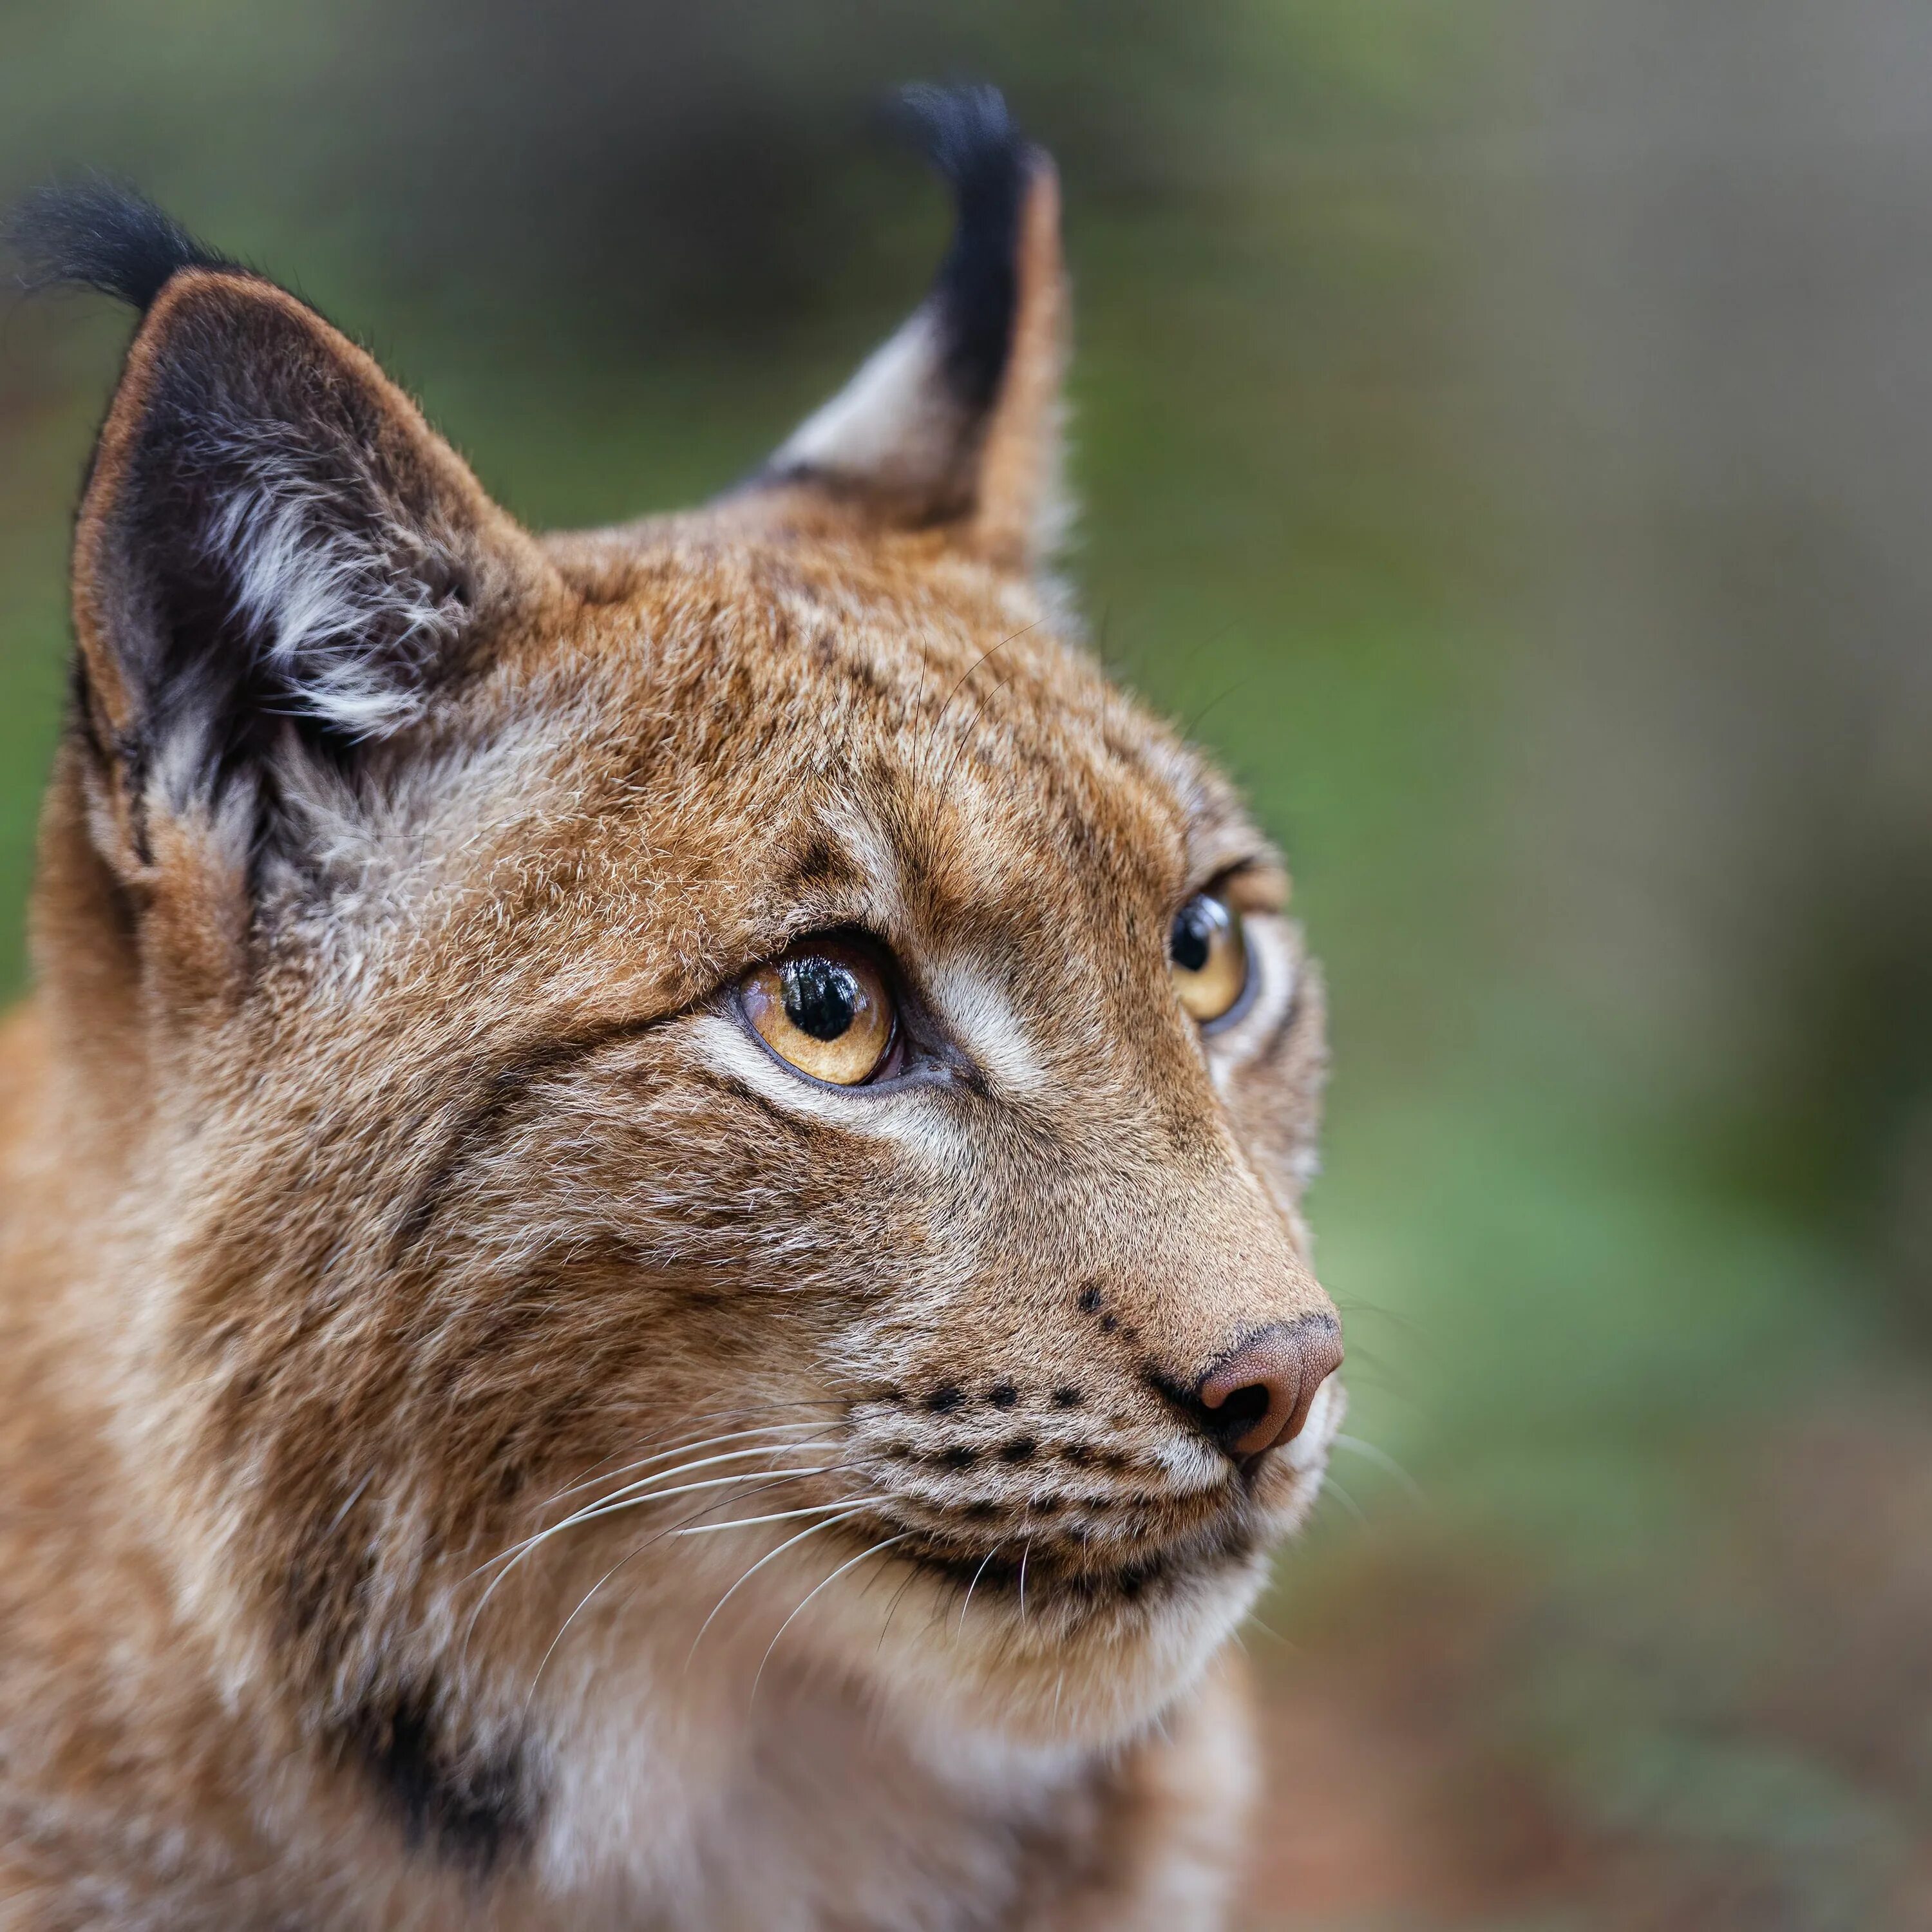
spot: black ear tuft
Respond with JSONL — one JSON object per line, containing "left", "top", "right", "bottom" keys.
{"left": 892, "top": 84, "right": 1030, "bottom": 413}
{"left": 757, "top": 80, "right": 1065, "bottom": 553}
{"left": 6, "top": 177, "right": 238, "bottom": 312}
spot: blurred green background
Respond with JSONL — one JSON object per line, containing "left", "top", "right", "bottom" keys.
{"left": 3, "top": 3, "right": 1928, "bottom": 1925}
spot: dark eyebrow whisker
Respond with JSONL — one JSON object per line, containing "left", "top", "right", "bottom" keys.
{"left": 926, "top": 621, "right": 1043, "bottom": 795}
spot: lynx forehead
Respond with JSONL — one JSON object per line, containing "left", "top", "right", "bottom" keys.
{"left": 0, "top": 88, "right": 1341, "bottom": 1930}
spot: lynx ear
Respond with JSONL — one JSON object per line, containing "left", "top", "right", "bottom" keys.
{"left": 757, "top": 86, "right": 1070, "bottom": 569}
{"left": 11, "top": 184, "right": 539, "bottom": 876}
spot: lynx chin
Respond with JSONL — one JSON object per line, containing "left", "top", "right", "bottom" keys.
{"left": 0, "top": 86, "right": 1341, "bottom": 1931}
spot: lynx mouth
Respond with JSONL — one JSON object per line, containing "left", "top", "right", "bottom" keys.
{"left": 888, "top": 1510, "right": 1265, "bottom": 1612}
{"left": 841, "top": 1379, "right": 1343, "bottom": 1620}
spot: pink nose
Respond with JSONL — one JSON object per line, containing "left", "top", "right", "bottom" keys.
{"left": 1197, "top": 1318, "right": 1344, "bottom": 1459}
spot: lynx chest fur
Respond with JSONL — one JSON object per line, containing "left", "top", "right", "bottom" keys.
{"left": 0, "top": 88, "right": 1341, "bottom": 1931}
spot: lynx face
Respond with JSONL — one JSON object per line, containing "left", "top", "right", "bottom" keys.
{"left": 15, "top": 88, "right": 1338, "bottom": 1866}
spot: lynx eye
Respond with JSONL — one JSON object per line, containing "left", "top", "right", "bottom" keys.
{"left": 740, "top": 940, "right": 896, "bottom": 1086}
{"left": 1170, "top": 893, "right": 1249, "bottom": 1024}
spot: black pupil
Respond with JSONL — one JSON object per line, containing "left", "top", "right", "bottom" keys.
{"left": 1170, "top": 899, "right": 1218, "bottom": 974}
{"left": 781, "top": 956, "right": 858, "bottom": 1041}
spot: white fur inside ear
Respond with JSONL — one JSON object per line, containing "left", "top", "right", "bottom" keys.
{"left": 205, "top": 451, "right": 463, "bottom": 739}
{"left": 771, "top": 305, "right": 960, "bottom": 492}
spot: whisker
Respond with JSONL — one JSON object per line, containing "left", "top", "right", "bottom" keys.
{"left": 521, "top": 1406, "right": 819, "bottom": 1523}
{"left": 523, "top": 1429, "right": 840, "bottom": 1539}
{"left": 673, "top": 1500, "right": 877, "bottom": 1537}
{"left": 484, "top": 1462, "right": 843, "bottom": 1584}
{"left": 928, "top": 621, "right": 1044, "bottom": 795}
{"left": 1244, "top": 1611, "right": 1294, "bottom": 1649}
{"left": 463, "top": 1458, "right": 846, "bottom": 1647}
{"left": 936, "top": 665, "right": 1021, "bottom": 793}
{"left": 536, "top": 1435, "right": 843, "bottom": 1530}
{"left": 925, "top": 622, "right": 1041, "bottom": 769}
{"left": 875, "top": 1566, "right": 920, "bottom": 1656}
{"left": 751, "top": 1532, "right": 914, "bottom": 1704}
{"left": 522, "top": 1493, "right": 886, "bottom": 1711}
{"left": 956, "top": 1542, "right": 1004, "bottom": 1638}
{"left": 1175, "top": 636, "right": 1254, "bottom": 742}
{"left": 1320, "top": 1476, "right": 1367, "bottom": 1526}
{"left": 523, "top": 1545, "right": 654, "bottom": 1712}
{"left": 685, "top": 1504, "right": 882, "bottom": 1672}
{"left": 1320, "top": 1345, "right": 1423, "bottom": 1404}
{"left": 540, "top": 1414, "right": 837, "bottom": 1513}
{"left": 1331, "top": 1432, "right": 1425, "bottom": 1504}
{"left": 473, "top": 1435, "right": 841, "bottom": 1585}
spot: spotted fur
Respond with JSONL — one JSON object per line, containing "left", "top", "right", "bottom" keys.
{"left": 0, "top": 88, "right": 1339, "bottom": 1930}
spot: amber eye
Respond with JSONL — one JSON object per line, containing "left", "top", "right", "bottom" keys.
{"left": 741, "top": 940, "right": 896, "bottom": 1086}
{"left": 1170, "top": 893, "right": 1249, "bottom": 1023}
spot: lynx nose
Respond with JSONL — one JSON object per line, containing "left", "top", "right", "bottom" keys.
{"left": 1197, "top": 1317, "right": 1344, "bottom": 1459}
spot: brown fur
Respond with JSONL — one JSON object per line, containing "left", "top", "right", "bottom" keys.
{"left": 0, "top": 106, "right": 1339, "bottom": 1929}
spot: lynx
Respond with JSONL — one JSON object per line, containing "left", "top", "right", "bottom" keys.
{"left": 0, "top": 88, "right": 1341, "bottom": 1930}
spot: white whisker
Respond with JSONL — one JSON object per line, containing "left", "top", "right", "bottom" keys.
{"left": 524, "top": 1545, "right": 650, "bottom": 1712}
{"left": 674, "top": 1499, "right": 881, "bottom": 1537}
{"left": 520, "top": 1492, "right": 876, "bottom": 1710}
{"left": 751, "top": 1532, "right": 913, "bottom": 1703}
{"left": 544, "top": 1418, "right": 835, "bottom": 1512}
{"left": 488, "top": 1466, "right": 841, "bottom": 1578}
{"left": 684, "top": 1505, "right": 880, "bottom": 1671}
{"left": 1331, "top": 1432, "right": 1425, "bottom": 1503}
{"left": 1321, "top": 1475, "right": 1367, "bottom": 1526}
{"left": 1245, "top": 1612, "right": 1294, "bottom": 1650}
{"left": 956, "top": 1542, "right": 1003, "bottom": 1637}
{"left": 464, "top": 1461, "right": 845, "bottom": 1643}
{"left": 542, "top": 1437, "right": 841, "bottom": 1526}
{"left": 513, "top": 1432, "right": 841, "bottom": 1551}
{"left": 475, "top": 1443, "right": 840, "bottom": 1585}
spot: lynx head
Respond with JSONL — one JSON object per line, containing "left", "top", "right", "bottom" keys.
{"left": 16, "top": 88, "right": 1338, "bottom": 1870}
